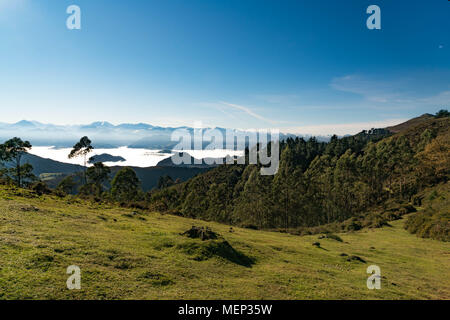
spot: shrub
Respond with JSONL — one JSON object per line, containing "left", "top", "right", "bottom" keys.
{"left": 242, "top": 224, "right": 259, "bottom": 230}
{"left": 343, "top": 218, "right": 362, "bottom": 231}
{"left": 56, "top": 175, "right": 77, "bottom": 195}
{"left": 181, "top": 226, "right": 219, "bottom": 241}
{"left": 405, "top": 210, "right": 449, "bottom": 241}
{"left": 78, "top": 183, "right": 102, "bottom": 198}
{"left": 31, "top": 181, "right": 52, "bottom": 196}
{"left": 382, "top": 211, "right": 401, "bottom": 221}
{"left": 325, "top": 233, "right": 343, "bottom": 242}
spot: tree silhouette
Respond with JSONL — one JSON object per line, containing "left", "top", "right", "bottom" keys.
{"left": 435, "top": 109, "right": 449, "bottom": 118}
{"left": 68, "top": 136, "right": 93, "bottom": 184}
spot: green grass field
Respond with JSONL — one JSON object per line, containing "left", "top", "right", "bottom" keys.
{"left": 0, "top": 186, "right": 448, "bottom": 300}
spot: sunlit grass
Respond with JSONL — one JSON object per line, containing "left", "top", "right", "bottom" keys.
{"left": 0, "top": 186, "right": 448, "bottom": 299}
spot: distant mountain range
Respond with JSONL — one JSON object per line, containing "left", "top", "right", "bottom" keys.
{"left": 1, "top": 115, "right": 435, "bottom": 192}
{"left": 0, "top": 120, "right": 328, "bottom": 149}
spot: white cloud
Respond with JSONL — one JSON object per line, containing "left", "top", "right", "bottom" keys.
{"left": 330, "top": 75, "right": 405, "bottom": 103}
{"left": 419, "top": 90, "right": 450, "bottom": 105}
{"left": 219, "top": 101, "right": 279, "bottom": 125}
{"left": 330, "top": 73, "right": 450, "bottom": 109}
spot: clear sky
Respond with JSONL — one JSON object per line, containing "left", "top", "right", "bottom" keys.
{"left": 0, "top": 0, "right": 449, "bottom": 134}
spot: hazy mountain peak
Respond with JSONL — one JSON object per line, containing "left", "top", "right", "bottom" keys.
{"left": 14, "top": 120, "right": 41, "bottom": 127}
{"left": 83, "top": 121, "right": 115, "bottom": 128}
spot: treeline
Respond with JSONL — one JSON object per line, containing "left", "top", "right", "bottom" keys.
{"left": 149, "top": 111, "right": 449, "bottom": 233}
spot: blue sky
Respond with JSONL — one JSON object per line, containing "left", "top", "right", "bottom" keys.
{"left": 0, "top": 0, "right": 449, "bottom": 134}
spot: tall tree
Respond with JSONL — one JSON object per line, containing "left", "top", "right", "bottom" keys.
{"left": 273, "top": 146, "right": 305, "bottom": 229}
{"left": 68, "top": 136, "right": 93, "bottom": 184}
{"left": 111, "top": 167, "right": 141, "bottom": 202}
{"left": 0, "top": 138, "right": 33, "bottom": 187}
{"left": 86, "top": 162, "right": 111, "bottom": 195}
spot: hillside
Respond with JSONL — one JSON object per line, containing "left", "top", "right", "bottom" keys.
{"left": 109, "top": 166, "right": 211, "bottom": 191}
{"left": 9, "top": 154, "right": 210, "bottom": 191}
{"left": 148, "top": 115, "right": 449, "bottom": 235}
{"left": 405, "top": 182, "right": 450, "bottom": 241}
{"left": 386, "top": 113, "right": 434, "bottom": 133}
{"left": 0, "top": 185, "right": 449, "bottom": 299}
{"left": 22, "top": 153, "right": 84, "bottom": 176}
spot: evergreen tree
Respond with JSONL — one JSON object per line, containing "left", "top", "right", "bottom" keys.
{"left": 0, "top": 138, "right": 33, "bottom": 187}
{"left": 86, "top": 162, "right": 111, "bottom": 195}
{"left": 111, "top": 167, "right": 141, "bottom": 202}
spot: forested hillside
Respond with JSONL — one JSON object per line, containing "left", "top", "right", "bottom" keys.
{"left": 1, "top": 184, "right": 449, "bottom": 299}
{"left": 149, "top": 114, "right": 449, "bottom": 240}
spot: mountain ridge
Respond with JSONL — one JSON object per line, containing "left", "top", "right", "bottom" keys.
{"left": 1, "top": 119, "right": 400, "bottom": 149}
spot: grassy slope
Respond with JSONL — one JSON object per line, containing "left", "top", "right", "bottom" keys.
{"left": 386, "top": 113, "right": 434, "bottom": 133}
{"left": 0, "top": 186, "right": 449, "bottom": 300}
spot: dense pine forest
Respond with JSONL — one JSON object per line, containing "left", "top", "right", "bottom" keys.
{"left": 149, "top": 112, "right": 449, "bottom": 240}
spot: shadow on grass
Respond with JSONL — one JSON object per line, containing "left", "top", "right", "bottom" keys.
{"left": 177, "top": 240, "right": 256, "bottom": 268}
